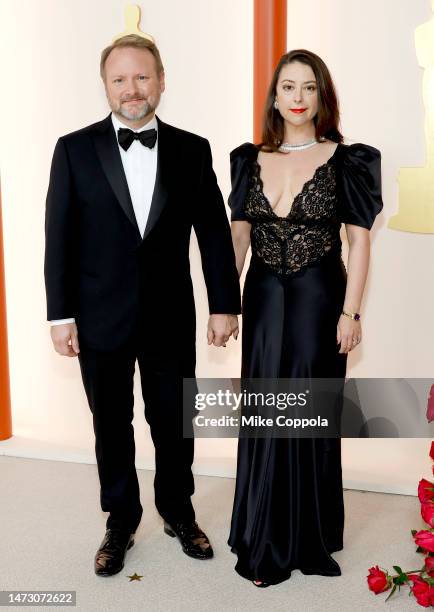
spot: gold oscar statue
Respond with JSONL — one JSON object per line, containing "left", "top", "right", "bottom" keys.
{"left": 113, "top": 4, "right": 154, "bottom": 43}
{"left": 389, "top": 1, "right": 434, "bottom": 233}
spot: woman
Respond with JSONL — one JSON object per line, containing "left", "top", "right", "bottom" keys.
{"left": 227, "top": 49, "right": 383, "bottom": 587}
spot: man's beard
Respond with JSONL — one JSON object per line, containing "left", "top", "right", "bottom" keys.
{"left": 113, "top": 97, "right": 155, "bottom": 121}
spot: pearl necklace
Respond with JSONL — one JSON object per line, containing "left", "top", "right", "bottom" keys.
{"left": 278, "top": 138, "right": 319, "bottom": 153}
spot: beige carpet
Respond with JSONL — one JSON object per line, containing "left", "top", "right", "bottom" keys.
{"left": 0, "top": 455, "right": 424, "bottom": 612}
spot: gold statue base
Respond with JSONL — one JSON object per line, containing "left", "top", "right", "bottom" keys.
{"left": 388, "top": 165, "right": 434, "bottom": 233}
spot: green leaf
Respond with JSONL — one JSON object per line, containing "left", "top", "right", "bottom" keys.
{"left": 393, "top": 566, "right": 403, "bottom": 575}
{"left": 385, "top": 584, "right": 397, "bottom": 602}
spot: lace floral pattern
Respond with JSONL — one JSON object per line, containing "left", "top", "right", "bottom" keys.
{"left": 244, "top": 160, "right": 341, "bottom": 276}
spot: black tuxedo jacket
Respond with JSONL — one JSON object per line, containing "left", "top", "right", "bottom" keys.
{"left": 44, "top": 115, "right": 241, "bottom": 352}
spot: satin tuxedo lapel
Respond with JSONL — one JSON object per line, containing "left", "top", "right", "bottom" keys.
{"left": 92, "top": 115, "right": 142, "bottom": 240}
{"left": 143, "top": 116, "right": 170, "bottom": 241}
{"left": 92, "top": 114, "right": 170, "bottom": 243}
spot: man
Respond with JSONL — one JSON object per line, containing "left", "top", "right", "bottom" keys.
{"left": 44, "top": 34, "right": 240, "bottom": 576}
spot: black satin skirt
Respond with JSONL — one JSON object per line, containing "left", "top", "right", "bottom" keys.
{"left": 228, "top": 253, "right": 348, "bottom": 585}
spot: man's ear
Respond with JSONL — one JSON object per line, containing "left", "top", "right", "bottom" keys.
{"left": 159, "top": 71, "right": 166, "bottom": 93}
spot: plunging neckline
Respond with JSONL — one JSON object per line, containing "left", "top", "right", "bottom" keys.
{"left": 254, "top": 144, "right": 340, "bottom": 219}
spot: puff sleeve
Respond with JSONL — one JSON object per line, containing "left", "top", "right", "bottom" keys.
{"left": 228, "top": 142, "right": 258, "bottom": 222}
{"left": 337, "top": 143, "right": 383, "bottom": 229}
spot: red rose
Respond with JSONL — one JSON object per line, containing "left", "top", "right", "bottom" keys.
{"left": 418, "top": 479, "right": 434, "bottom": 503}
{"left": 424, "top": 556, "right": 434, "bottom": 577}
{"left": 430, "top": 441, "right": 434, "bottom": 462}
{"left": 421, "top": 502, "right": 434, "bottom": 528}
{"left": 408, "top": 574, "right": 434, "bottom": 608}
{"left": 427, "top": 387, "right": 434, "bottom": 423}
{"left": 367, "top": 565, "right": 390, "bottom": 594}
{"left": 414, "top": 530, "right": 434, "bottom": 553}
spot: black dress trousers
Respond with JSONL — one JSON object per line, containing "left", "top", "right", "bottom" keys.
{"left": 77, "top": 287, "right": 197, "bottom": 533}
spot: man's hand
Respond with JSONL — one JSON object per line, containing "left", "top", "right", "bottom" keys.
{"left": 50, "top": 323, "right": 80, "bottom": 357}
{"left": 207, "top": 314, "right": 239, "bottom": 347}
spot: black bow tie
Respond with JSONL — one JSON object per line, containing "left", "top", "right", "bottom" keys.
{"left": 117, "top": 127, "right": 157, "bottom": 151}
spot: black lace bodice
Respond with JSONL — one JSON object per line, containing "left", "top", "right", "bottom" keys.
{"left": 228, "top": 142, "right": 383, "bottom": 278}
{"left": 245, "top": 158, "right": 341, "bottom": 276}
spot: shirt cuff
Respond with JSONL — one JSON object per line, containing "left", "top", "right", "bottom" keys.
{"left": 50, "top": 318, "right": 75, "bottom": 326}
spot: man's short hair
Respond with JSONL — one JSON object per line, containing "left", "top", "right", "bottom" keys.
{"left": 100, "top": 34, "right": 164, "bottom": 79}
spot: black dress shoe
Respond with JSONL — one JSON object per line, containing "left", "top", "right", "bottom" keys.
{"left": 163, "top": 520, "right": 213, "bottom": 559}
{"left": 253, "top": 580, "right": 271, "bottom": 588}
{"left": 94, "top": 528, "right": 135, "bottom": 576}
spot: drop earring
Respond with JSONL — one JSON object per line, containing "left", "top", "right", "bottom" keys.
{"left": 273, "top": 99, "right": 279, "bottom": 109}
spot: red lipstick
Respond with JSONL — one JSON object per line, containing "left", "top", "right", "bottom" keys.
{"left": 290, "top": 108, "right": 307, "bottom": 114}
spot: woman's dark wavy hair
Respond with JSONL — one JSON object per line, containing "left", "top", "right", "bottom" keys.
{"left": 260, "top": 49, "right": 343, "bottom": 151}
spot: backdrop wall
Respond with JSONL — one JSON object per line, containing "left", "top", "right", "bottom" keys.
{"left": 0, "top": 0, "right": 432, "bottom": 495}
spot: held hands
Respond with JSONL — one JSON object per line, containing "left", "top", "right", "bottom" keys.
{"left": 337, "top": 315, "right": 361, "bottom": 354}
{"left": 50, "top": 323, "right": 80, "bottom": 357}
{"left": 207, "top": 314, "right": 239, "bottom": 348}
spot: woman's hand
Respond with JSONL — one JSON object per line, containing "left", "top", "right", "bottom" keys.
{"left": 207, "top": 314, "right": 239, "bottom": 347}
{"left": 336, "top": 315, "right": 361, "bottom": 354}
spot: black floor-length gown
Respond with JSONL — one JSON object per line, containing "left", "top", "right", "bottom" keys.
{"left": 227, "top": 141, "right": 382, "bottom": 585}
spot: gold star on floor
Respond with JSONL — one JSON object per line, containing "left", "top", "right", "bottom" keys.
{"left": 127, "top": 572, "right": 143, "bottom": 581}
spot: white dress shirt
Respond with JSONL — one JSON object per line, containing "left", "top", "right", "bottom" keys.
{"left": 111, "top": 112, "right": 158, "bottom": 237}
{"left": 51, "top": 112, "right": 158, "bottom": 326}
